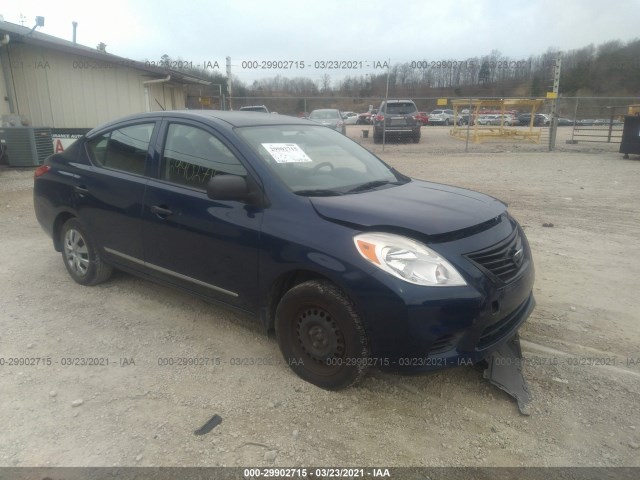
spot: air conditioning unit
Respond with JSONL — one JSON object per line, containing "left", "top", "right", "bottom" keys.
{"left": 0, "top": 127, "right": 54, "bottom": 166}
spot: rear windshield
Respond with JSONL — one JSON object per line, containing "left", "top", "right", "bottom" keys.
{"left": 310, "top": 110, "right": 339, "bottom": 120}
{"left": 385, "top": 103, "right": 417, "bottom": 114}
{"left": 240, "top": 106, "right": 268, "bottom": 112}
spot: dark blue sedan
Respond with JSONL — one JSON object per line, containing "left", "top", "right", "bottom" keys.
{"left": 33, "top": 111, "right": 535, "bottom": 390}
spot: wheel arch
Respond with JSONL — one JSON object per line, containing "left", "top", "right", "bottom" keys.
{"left": 264, "top": 269, "right": 348, "bottom": 333}
{"left": 52, "top": 211, "right": 76, "bottom": 252}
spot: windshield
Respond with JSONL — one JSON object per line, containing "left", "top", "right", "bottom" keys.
{"left": 235, "top": 124, "right": 406, "bottom": 195}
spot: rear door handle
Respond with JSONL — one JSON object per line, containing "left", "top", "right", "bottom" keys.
{"left": 150, "top": 205, "right": 173, "bottom": 217}
{"left": 74, "top": 185, "right": 89, "bottom": 195}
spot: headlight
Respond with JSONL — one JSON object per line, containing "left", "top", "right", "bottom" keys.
{"left": 354, "top": 232, "right": 467, "bottom": 287}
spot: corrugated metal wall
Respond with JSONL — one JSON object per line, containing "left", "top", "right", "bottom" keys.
{"left": 4, "top": 44, "right": 187, "bottom": 128}
{"left": 0, "top": 51, "right": 10, "bottom": 117}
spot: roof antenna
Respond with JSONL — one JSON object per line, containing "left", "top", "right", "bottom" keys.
{"left": 29, "top": 16, "right": 45, "bottom": 35}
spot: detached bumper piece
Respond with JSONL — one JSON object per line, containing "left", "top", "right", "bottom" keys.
{"left": 483, "top": 333, "right": 531, "bottom": 415}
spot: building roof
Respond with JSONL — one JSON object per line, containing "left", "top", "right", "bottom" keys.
{"left": 0, "top": 19, "right": 210, "bottom": 86}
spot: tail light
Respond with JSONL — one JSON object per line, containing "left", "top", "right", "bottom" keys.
{"left": 34, "top": 164, "right": 51, "bottom": 178}
{"left": 375, "top": 115, "right": 384, "bottom": 122}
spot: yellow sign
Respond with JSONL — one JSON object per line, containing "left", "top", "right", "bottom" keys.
{"left": 546, "top": 92, "right": 558, "bottom": 99}
{"left": 437, "top": 98, "right": 448, "bottom": 106}
{"left": 628, "top": 104, "right": 640, "bottom": 115}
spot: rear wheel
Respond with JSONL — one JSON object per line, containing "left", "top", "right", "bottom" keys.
{"left": 60, "top": 218, "right": 112, "bottom": 286}
{"left": 275, "top": 280, "right": 370, "bottom": 390}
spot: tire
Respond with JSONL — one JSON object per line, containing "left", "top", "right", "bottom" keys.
{"left": 373, "top": 134, "right": 382, "bottom": 144}
{"left": 275, "top": 280, "right": 370, "bottom": 390}
{"left": 445, "top": 119, "right": 450, "bottom": 126}
{"left": 412, "top": 134, "right": 421, "bottom": 143}
{"left": 60, "top": 218, "right": 112, "bottom": 286}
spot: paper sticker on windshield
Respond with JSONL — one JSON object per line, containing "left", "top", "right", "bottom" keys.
{"left": 262, "top": 143, "right": 312, "bottom": 163}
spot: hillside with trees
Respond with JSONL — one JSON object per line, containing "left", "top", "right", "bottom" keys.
{"left": 162, "top": 38, "right": 639, "bottom": 113}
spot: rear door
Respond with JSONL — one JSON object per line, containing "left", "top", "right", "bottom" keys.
{"left": 79, "top": 121, "right": 159, "bottom": 269}
{"left": 141, "top": 119, "right": 263, "bottom": 310}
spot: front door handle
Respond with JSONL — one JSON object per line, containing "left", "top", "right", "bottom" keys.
{"left": 150, "top": 205, "right": 173, "bottom": 217}
{"left": 74, "top": 185, "right": 89, "bottom": 196}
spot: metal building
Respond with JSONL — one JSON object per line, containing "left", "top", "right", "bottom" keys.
{"left": 0, "top": 19, "right": 210, "bottom": 129}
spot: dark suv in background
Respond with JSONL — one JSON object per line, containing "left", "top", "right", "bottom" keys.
{"left": 372, "top": 99, "right": 421, "bottom": 143}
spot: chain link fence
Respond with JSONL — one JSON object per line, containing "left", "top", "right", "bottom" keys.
{"left": 557, "top": 97, "right": 635, "bottom": 145}
{"left": 222, "top": 96, "right": 638, "bottom": 153}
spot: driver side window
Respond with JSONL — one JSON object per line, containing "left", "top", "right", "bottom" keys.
{"left": 161, "top": 123, "right": 247, "bottom": 190}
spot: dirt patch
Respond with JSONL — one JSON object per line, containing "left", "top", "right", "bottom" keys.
{"left": 1, "top": 129, "right": 639, "bottom": 467}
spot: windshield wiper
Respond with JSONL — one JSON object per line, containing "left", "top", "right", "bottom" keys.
{"left": 347, "top": 180, "right": 395, "bottom": 193}
{"left": 294, "top": 188, "right": 344, "bottom": 197}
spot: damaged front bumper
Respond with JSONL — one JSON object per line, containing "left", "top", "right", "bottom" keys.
{"left": 484, "top": 333, "right": 532, "bottom": 415}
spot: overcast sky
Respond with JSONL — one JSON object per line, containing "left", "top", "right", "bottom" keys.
{"left": 3, "top": 0, "right": 638, "bottom": 84}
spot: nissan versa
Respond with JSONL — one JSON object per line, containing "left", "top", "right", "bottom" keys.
{"left": 33, "top": 111, "right": 535, "bottom": 390}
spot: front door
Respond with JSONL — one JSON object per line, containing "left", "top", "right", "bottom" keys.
{"left": 141, "top": 120, "right": 262, "bottom": 310}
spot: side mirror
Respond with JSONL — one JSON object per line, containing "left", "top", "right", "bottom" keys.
{"left": 206, "top": 175, "right": 265, "bottom": 206}
{"left": 206, "top": 175, "right": 248, "bottom": 201}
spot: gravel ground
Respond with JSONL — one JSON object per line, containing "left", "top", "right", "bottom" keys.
{"left": 1, "top": 126, "right": 639, "bottom": 468}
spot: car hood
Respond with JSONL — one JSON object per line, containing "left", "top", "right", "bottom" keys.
{"left": 309, "top": 180, "right": 507, "bottom": 237}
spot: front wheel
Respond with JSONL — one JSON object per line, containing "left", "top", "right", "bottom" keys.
{"left": 60, "top": 218, "right": 112, "bottom": 286}
{"left": 275, "top": 280, "right": 370, "bottom": 390}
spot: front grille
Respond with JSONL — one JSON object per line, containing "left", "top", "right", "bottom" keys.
{"left": 466, "top": 228, "right": 524, "bottom": 283}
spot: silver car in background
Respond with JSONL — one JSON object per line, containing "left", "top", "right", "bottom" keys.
{"left": 427, "top": 109, "right": 455, "bottom": 126}
{"left": 309, "top": 109, "right": 346, "bottom": 134}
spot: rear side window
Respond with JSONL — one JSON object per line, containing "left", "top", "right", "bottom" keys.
{"left": 86, "top": 123, "right": 154, "bottom": 175}
{"left": 161, "top": 123, "right": 247, "bottom": 190}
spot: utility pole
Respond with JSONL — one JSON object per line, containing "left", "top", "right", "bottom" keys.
{"left": 382, "top": 58, "right": 390, "bottom": 150}
{"left": 548, "top": 52, "right": 562, "bottom": 151}
{"left": 226, "top": 56, "right": 233, "bottom": 111}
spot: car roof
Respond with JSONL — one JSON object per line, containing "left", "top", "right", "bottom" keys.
{"left": 86, "top": 110, "right": 309, "bottom": 137}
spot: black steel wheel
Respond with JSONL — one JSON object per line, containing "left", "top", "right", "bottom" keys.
{"left": 60, "top": 218, "right": 112, "bottom": 286}
{"left": 275, "top": 280, "right": 370, "bottom": 390}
